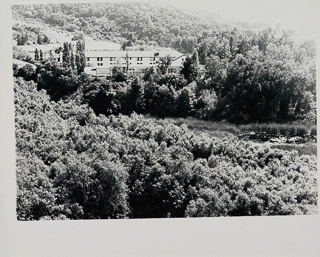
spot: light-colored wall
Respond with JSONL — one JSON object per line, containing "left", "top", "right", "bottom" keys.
{"left": 86, "top": 55, "right": 184, "bottom": 69}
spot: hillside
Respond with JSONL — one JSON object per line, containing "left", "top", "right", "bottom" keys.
{"left": 11, "top": 3, "right": 318, "bottom": 220}
{"left": 12, "top": 2, "right": 226, "bottom": 52}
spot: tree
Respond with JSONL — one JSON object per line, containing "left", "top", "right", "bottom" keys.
{"left": 75, "top": 38, "right": 86, "bottom": 74}
{"left": 143, "top": 66, "right": 158, "bottom": 82}
{"left": 112, "top": 67, "right": 127, "bottom": 82}
{"left": 125, "top": 52, "right": 129, "bottom": 72}
{"left": 157, "top": 56, "right": 172, "bottom": 75}
{"left": 16, "top": 33, "right": 29, "bottom": 46}
{"left": 121, "top": 40, "right": 133, "bottom": 50}
{"left": 62, "top": 42, "right": 71, "bottom": 65}
{"left": 35, "top": 48, "right": 39, "bottom": 61}
{"left": 36, "top": 60, "right": 80, "bottom": 101}
{"left": 39, "top": 50, "right": 43, "bottom": 61}
{"left": 180, "top": 50, "right": 199, "bottom": 83}
{"left": 69, "top": 43, "right": 75, "bottom": 69}
{"left": 12, "top": 64, "right": 19, "bottom": 77}
{"left": 42, "top": 34, "right": 50, "bottom": 44}
{"left": 37, "top": 34, "right": 42, "bottom": 45}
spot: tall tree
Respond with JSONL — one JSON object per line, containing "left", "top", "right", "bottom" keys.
{"left": 39, "top": 50, "right": 43, "bottom": 61}
{"left": 37, "top": 34, "right": 42, "bottom": 45}
{"left": 69, "top": 43, "right": 75, "bottom": 69}
{"left": 157, "top": 56, "right": 172, "bottom": 75}
{"left": 125, "top": 52, "right": 129, "bottom": 72}
{"left": 180, "top": 50, "right": 199, "bottom": 83}
{"left": 62, "top": 42, "right": 71, "bottom": 65}
{"left": 34, "top": 48, "right": 39, "bottom": 61}
{"left": 75, "top": 38, "right": 86, "bottom": 74}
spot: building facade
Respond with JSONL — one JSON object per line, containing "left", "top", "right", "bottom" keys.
{"left": 17, "top": 41, "right": 188, "bottom": 77}
{"left": 84, "top": 50, "right": 186, "bottom": 77}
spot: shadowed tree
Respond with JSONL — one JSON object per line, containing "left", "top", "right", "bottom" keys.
{"left": 35, "top": 48, "right": 39, "bottom": 61}
{"left": 157, "top": 56, "right": 172, "bottom": 75}
{"left": 39, "top": 50, "right": 43, "bottom": 61}
{"left": 180, "top": 50, "right": 199, "bottom": 83}
{"left": 62, "top": 42, "right": 71, "bottom": 65}
{"left": 75, "top": 37, "right": 86, "bottom": 74}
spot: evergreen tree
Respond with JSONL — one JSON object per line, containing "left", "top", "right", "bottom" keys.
{"left": 125, "top": 52, "right": 129, "bottom": 72}
{"left": 34, "top": 48, "right": 39, "bottom": 61}
{"left": 39, "top": 50, "right": 43, "bottom": 61}
{"left": 75, "top": 38, "right": 86, "bottom": 74}
{"left": 37, "top": 34, "right": 42, "bottom": 45}
{"left": 69, "top": 43, "right": 75, "bottom": 69}
{"left": 180, "top": 50, "right": 199, "bottom": 83}
{"left": 62, "top": 42, "right": 71, "bottom": 65}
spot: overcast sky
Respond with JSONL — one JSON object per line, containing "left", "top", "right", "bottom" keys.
{"left": 158, "top": 0, "right": 319, "bottom": 40}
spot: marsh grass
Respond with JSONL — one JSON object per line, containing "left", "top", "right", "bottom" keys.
{"left": 164, "top": 117, "right": 317, "bottom": 141}
{"left": 270, "top": 143, "right": 317, "bottom": 156}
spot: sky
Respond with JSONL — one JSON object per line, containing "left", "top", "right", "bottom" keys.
{"left": 158, "top": 0, "right": 319, "bottom": 40}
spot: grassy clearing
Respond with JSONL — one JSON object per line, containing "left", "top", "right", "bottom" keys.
{"left": 169, "top": 117, "right": 316, "bottom": 140}
{"left": 270, "top": 143, "right": 317, "bottom": 156}
{"left": 160, "top": 117, "right": 317, "bottom": 156}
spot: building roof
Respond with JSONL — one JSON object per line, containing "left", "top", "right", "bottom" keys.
{"left": 86, "top": 50, "right": 185, "bottom": 58}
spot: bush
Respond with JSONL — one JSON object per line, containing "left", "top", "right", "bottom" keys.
{"left": 15, "top": 77, "right": 318, "bottom": 219}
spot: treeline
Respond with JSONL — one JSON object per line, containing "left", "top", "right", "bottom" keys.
{"left": 12, "top": 23, "right": 50, "bottom": 45}
{"left": 15, "top": 77, "right": 317, "bottom": 220}
{"left": 60, "top": 35, "right": 86, "bottom": 74}
{"left": 13, "top": 30, "right": 316, "bottom": 124}
{"left": 195, "top": 28, "right": 316, "bottom": 123}
{"left": 12, "top": 3, "right": 316, "bottom": 123}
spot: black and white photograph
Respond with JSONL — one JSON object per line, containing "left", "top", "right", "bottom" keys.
{"left": 9, "top": 0, "right": 318, "bottom": 222}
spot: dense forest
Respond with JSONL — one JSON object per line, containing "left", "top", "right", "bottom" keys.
{"left": 15, "top": 77, "right": 317, "bottom": 219}
{"left": 12, "top": 3, "right": 317, "bottom": 220}
{"left": 13, "top": 35, "right": 316, "bottom": 124}
{"left": 12, "top": 2, "right": 219, "bottom": 52}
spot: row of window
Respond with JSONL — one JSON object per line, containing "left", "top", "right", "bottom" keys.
{"left": 87, "top": 57, "right": 158, "bottom": 62}
{"left": 92, "top": 67, "right": 178, "bottom": 73}
{"left": 94, "top": 63, "right": 149, "bottom": 67}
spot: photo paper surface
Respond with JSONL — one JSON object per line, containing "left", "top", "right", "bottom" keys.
{"left": 11, "top": 0, "right": 318, "bottom": 221}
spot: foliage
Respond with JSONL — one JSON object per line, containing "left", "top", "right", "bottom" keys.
{"left": 14, "top": 64, "right": 36, "bottom": 81}
{"left": 36, "top": 60, "right": 81, "bottom": 101}
{"left": 75, "top": 36, "right": 86, "bottom": 74}
{"left": 12, "top": 3, "right": 316, "bottom": 124}
{"left": 196, "top": 28, "right": 316, "bottom": 123}
{"left": 12, "top": 2, "right": 220, "bottom": 53}
{"left": 12, "top": 45, "right": 34, "bottom": 63}
{"left": 14, "top": 77, "right": 317, "bottom": 220}
{"left": 12, "top": 23, "right": 50, "bottom": 45}
{"left": 270, "top": 144, "right": 317, "bottom": 156}
{"left": 157, "top": 56, "right": 172, "bottom": 75}
{"left": 180, "top": 50, "right": 199, "bottom": 83}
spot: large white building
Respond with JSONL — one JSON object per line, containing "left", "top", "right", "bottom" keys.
{"left": 17, "top": 41, "right": 187, "bottom": 77}
{"left": 17, "top": 41, "right": 121, "bottom": 63}
{"left": 84, "top": 50, "right": 186, "bottom": 77}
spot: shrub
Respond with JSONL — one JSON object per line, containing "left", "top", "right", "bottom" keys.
{"left": 14, "top": 77, "right": 318, "bottom": 219}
